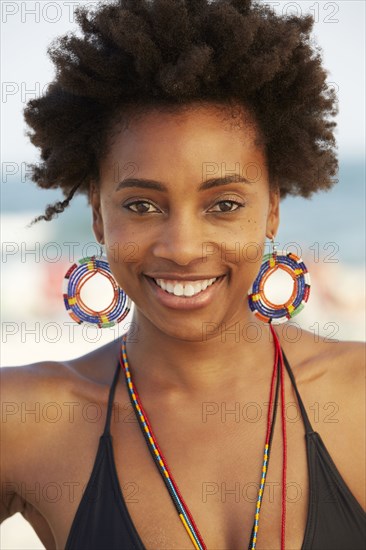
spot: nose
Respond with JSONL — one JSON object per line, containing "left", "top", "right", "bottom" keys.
{"left": 151, "top": 213, "right": 206, "bottom": 266}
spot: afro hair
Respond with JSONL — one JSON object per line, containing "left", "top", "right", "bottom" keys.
{"left": 24, "top": 0, "right": 339, "bottom": 222}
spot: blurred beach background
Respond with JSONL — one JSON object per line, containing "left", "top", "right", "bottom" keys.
{"left": 1, "top": 1, "right": 365, "bottom": 548}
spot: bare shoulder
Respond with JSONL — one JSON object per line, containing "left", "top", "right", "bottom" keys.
{"left": 276, "top": 326, "right": 365, "bottom": 509}
{"left": 0, "top": 361, "right": 69, "bottom": 533}
{"left": 0, "top": 338, "right": 121, "bottom": 522}
{"left": 1, "top": 360, "right": 73, "bottom": 399}
{"left": 277, "top": 326, "right": 365, "bottom": 424}
{"left": 1, "top": 335, "right": 121, "bottom": 393}
{"left": 0, "top": 360, "right": 74, "bottom": 480}
{"left": 275, "top": 324, "right": 365, "bottom": 385}
{"left": 1, "top": 337, "right": 122, "bottom": 432}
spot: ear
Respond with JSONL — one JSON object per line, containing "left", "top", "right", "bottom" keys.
{"left": 266, "top": 184, "right": 280, "bottom": 239}
{"left": 90, "top": 181, "right": 104, "bottom": 244}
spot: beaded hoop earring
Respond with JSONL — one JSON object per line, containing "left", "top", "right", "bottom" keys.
{"left": 63, "top": 245, "right": 131, "bottom": 328}
{"left": 247, "top": 237, "right": 311, "bottom": 324}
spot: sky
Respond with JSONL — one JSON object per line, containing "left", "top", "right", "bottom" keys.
{"left": 1, "top": 0, "right": 365, "bottom": 170}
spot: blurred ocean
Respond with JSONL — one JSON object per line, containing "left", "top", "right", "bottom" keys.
{"left": 0, "top": 156, "right": 365, "bottom": 549}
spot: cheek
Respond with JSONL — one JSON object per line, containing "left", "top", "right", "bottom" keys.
{"left": 100, "top": 200, "right": 135, "bottom": 254}
{"left": 99, "top": 213, "right": 138, "bottom": 276}
{"left": 226, "top": 202, "right": 268, "bottom": 260}
{"left": 104, "top": 231, "right": 143, "bottom": 279}
{"left": 221, "top": 218, "right": 266, "bottom": 289}
{"left": 103, "top": 241, "right": 141, "bottom": 297}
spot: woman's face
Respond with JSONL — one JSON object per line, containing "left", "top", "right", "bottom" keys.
{"left": 91, "top": 102, "right": 279, "bottom": 341}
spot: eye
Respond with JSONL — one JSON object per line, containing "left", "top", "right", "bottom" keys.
{"left": 123, "top": 200, "right": 161, "bottom": 214}
{"left": 208, "top": 200, "right": 244, "bottom": 213}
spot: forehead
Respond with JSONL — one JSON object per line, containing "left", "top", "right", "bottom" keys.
{"left": 100, "top": 101, "right": 267, "bottom": 182}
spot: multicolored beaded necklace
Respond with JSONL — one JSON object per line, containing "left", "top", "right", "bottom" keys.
{"left": 120, "top": 325, "right": 287, "bottom": 549}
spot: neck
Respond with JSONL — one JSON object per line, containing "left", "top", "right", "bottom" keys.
{"left": 122, "top": 312, "right": 280, "bottom": 398}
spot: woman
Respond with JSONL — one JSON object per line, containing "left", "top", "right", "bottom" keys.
{"left": 1, "top": 0, "right": 365, "bottom": 549}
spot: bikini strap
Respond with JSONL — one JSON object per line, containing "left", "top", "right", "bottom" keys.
{"left": 102, "top": 360, "right": 121, "bottom": 436}
{"left": 281, "top": 347, "right": 315, "bottom": 435}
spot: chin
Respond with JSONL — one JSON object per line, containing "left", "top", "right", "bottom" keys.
{"left": 163, "top": 321, "right": 216, "bottom": 343}
{"left": 140, "top": 312, "right": 220, "bottom": 343}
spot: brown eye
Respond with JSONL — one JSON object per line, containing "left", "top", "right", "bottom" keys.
{"left": 209, "top": 200, "right": 244, "bottom": 213}
{"left": 124, "top": 201, "right": 160, "bottom": 214}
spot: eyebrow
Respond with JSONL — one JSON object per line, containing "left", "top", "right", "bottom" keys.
{"left": 115, "top": 174, "right": 252, "bottom": 192}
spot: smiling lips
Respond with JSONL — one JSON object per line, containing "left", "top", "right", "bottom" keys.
{"left": 153, "top": 277, "right": 218, "bottom": 297}
{"left": 143, "top": 274, "right": 227, "bottom": 309}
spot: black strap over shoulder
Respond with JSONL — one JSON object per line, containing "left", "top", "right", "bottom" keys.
{"left": 281, "top": 347, "right": 314, "bottom": 435}
{"left": 102, "top": 361, "right": 121, "bottom": 436}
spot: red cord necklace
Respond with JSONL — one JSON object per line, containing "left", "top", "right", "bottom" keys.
{"left": 120, "top": 325, "right": 287, "bottom": 549}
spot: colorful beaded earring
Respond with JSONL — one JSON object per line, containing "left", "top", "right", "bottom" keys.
{"left": 248, "top": 236, "right": 311, "bottom": 324}
{"left": 62, "top": 245, "right": 131, "bottom": 328}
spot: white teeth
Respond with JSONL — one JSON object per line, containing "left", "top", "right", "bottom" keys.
{"left": 173, "top": 283, "right": 184, "bottom": 296}
{"left": 154, "top": 277, "right": 218, "bottom": 296}
{"left": 166, "top": 282, "right": 175, "bottom": 293}
{"left": 193, "top": 282, "right": 203, "bottom": 294}
{"left": 183, "top": 284, "right": 195, "bottom": 297}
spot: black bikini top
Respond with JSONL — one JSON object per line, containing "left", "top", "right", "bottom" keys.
{"left": 65, "top": 349, "right": 366, "bottom": 549}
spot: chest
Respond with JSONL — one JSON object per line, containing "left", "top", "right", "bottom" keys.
{"left": 38, "top": 389, "right": 310, "bottom": 550}
{"left": 110, "top": 404, "right": 309, "bottom": 550}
